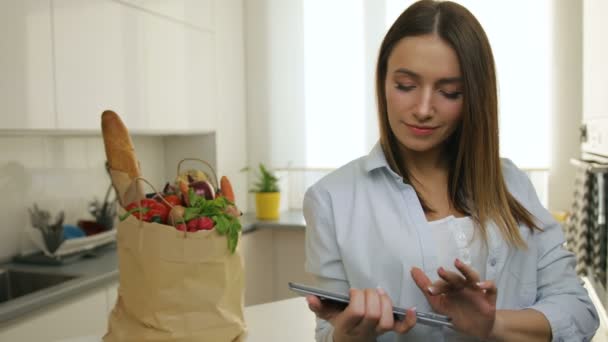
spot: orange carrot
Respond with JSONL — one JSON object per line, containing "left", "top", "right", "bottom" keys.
{"left": 220, "top": 176, "right": 235, "bottom": 202}
{"left": 179, "top": 180, "right": 190, "bottom": 206}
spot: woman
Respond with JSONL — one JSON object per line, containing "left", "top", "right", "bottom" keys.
{"left": 303, "top": 1, "right": 599, "bottom": 341}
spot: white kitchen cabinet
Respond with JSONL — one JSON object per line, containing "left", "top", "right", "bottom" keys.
{"left": 53, "top": 0, "right": 217, "bottom": 133}
{"left": 0, "top": 287, "right": 107, "bottom": 341}
{"left": 583, "top": 0, "right": 608, "bottom": 121}
{"left": 119, "top": 0, "right": 214, "bottom": 31}
{"left": 0, "top": 0, "right": 55, "bottom": 130}
{"left": 273, "top": 230, "right": 315, "bottom": 301}
{"left": 241, "top": 229, "right": 275, "bottom": 305}
{"left": 241, "top": 228, "right": 315, "bottom": 306}
{"left": 140, "top": 8, "right": 217, "bottom": 132}
{"left": 53, "top": 0, "right": 144, "bottom": 131}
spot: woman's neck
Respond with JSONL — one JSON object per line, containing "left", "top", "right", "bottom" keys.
{"left": 400, "top": 144, "right": 461, "bottom": 219}
{"left": 400, "top": 145, "right": 448, "bottom": 179}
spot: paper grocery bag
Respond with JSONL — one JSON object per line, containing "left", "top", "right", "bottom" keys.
{"left": 104, "top": 209, "right": 246, "bottom": 342}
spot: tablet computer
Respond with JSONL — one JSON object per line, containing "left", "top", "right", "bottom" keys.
{"left": 289, "top": 282, "right": 453, "bottom": 328}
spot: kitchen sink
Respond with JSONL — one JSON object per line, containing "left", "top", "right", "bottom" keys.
{"left": 0, "top": 269, "right": 77, "bottom": 304}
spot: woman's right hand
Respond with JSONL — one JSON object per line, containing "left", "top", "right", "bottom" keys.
{"left": 306, "top": 287, "right": 417, "bottom": 342}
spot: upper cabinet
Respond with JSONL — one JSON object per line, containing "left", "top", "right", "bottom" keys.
{"left": 52, "top": 0, "right": 217, "bottom": 132}
{"left": 582, "top": 0, "right": 608, "bottom": 154}
{"left": 53, "top": 0, "right": 143, "bottom": 131}
{"left": 120, "top": 0, "right": 214, "bottom": 31}
{"left": 140, "top": 8, "right": 217, "bottom": 132}
{"left": 0, "top": 0, "right": 56, "bottom": 130}
{"left": 583, "top": 0, "right": 608, "bottom": 120}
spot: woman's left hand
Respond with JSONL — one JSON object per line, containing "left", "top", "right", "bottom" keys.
{"left": 411, "top": 259, "right": 497, "bottom": 339}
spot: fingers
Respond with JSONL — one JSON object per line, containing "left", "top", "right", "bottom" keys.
{"left": 332, "top": 287, "right": 417, "bottom": 337}
{"left": 436, "top": 266, "right": 467, "bottom": 291}
{"left": 305, "top": 295, "right": 344, "bottom": 322}
{"left": 394, "top": 307, "right": 417, "bottom": 334}
{"left": 375, "top": 288, "right": 416, "bottom": 335}
{"left": 310, "top": 286, "right": 419, "bottom": 337}
{"left": 337, "top": 288, "right": 366, "bottom": 331}
{"left": 477, "top": 280, "right": 498, "bottom": 303}
{"left": 427, "top": 279, "right": 451, "bottom": 296}
{"left": 376, "top": 288, "right": 395, "bottom": 333}
{"left": 410, "top": 267, "right": 432, "bottom": 296}
{"left": 356, "top": 288, "right": 382, "bottom": 333}
{"left": 429, "top": 260, "right": 482, "bottom": 294}
{"left": 454, "top": 258, "right": 481, "bottom": 285}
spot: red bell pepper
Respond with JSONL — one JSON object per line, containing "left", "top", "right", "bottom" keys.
{"left": 123, "top": 199, "right": 169, "bottom": 223}
{"left": 156, "top": 194, "right": 182, "bottom": 209}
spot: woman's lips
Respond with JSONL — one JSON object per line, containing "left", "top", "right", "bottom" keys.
{"left": 405, "top": 123, "right": 437, "bottom": 136}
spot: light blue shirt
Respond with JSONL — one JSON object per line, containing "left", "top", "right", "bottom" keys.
{"left": 304, "top": 142, "right": 599, "bottom": 341}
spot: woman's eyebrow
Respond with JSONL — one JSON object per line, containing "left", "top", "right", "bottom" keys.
{"left": 394, "top": 68, "right": 462, "bottom": 85}
{"left": 394, "top": 68, "right": 420, "bottom": 79}
{"left": 436, "top": 77, "right": 463, "bottom": 86}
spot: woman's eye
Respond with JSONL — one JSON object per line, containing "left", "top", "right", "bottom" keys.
{"left": 396, "top": 84, "right": 415, "bottom": 92}
{"left": 440, "top": 90, "right": 462, "bottom": 100}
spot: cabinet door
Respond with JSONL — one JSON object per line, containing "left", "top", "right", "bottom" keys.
{"left": 0, "top": 0, "right": 55, "bottom": 130}
{"left": 106, "top": 282, "right": 119, "bottom": 315}
{"left": 582, "top": 0, "right": 608, "bottom": 154}
{"left": 0, "top": 287, "right": 107, "bottom": 341}
{"left": 583, "top": 0, "right": 608, "bottom": 121}
{"left": 274, "top": 230, "right": 316, "bottom": 301}
{"left": 53, "top": 0, "right": 144, "bottom": 131}
{"left": 141, "top": 12, "right": 217, "bottom": 132}
{"left": 120, "top": 0, "right": 214, "bottom": 31}
{"left": 53, "top": 0, "right": 217, "bottom": 133}
{"left": 240, "top": 229, "right": 275, "bottom": 305}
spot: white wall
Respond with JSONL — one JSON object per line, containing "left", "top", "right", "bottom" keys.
{"left": 548, "top": 0, "right": 583, "bottom": 212}
{"left": 214, "top": 0, "right": 249, "bottom": 212}
{"left": 244, "top": 0, "right": 307, "bottom": 208}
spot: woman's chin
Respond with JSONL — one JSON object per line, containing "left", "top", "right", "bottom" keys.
{"left": 397, "top": 138, "right": 442, "bottom": 154}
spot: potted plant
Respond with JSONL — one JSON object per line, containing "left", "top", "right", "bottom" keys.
{"left": 249, "top": 164, "right": 281, "bottom": 220}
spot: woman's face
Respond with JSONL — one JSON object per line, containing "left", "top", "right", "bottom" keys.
{"left": 385, "top": 34, "right": 464, "bottom": 156}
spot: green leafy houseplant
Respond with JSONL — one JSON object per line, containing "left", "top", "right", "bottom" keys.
{"left": 243, "top": 164, "right": 281, "bottom": 219}
{"left": 249, "top": 164, "right": 280, "bottom": 193}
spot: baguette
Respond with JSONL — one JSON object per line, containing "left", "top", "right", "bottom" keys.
{"left": 101, "top": 110, "right": 143, "bottom": 206}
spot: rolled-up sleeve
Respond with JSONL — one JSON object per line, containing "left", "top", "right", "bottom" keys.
{"left": 303, "top": 185, "right": 350, "bottom": 342}
{"left": 515, "top": 165, "right": 600, "bottom": 341}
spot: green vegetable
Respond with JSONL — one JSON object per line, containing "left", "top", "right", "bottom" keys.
{"left": 184, "top": 189, "right": 241, "bottom": 253}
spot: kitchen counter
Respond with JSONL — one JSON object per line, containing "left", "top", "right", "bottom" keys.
{"left": 56, "top": 297, "right": 316, "bottom": 342}
{"left": 240, "top": 210, "right": 306, "bottom": 233}
{"left": 244, "top": 297, "right": 315, "bottom": 341}
{"left": 0, "top": 244, "right": 118, "bottom": 324}
{"left": 0, "top": 210, "right": 305, "bottom": 324}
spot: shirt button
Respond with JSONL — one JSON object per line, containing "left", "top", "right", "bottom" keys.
{"left": 490, "top": 258, "right": 497, "bottom": 267}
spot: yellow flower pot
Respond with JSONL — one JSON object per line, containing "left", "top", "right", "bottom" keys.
{"left": 255, "top": 192, "right": 281, "bottom": 220}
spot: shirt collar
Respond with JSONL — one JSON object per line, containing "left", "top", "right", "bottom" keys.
{"left": 364, "top": 141, "right": 392, "bottom": 173}
{"left": 364, "top": 141, "right": 406, "bottom": 183}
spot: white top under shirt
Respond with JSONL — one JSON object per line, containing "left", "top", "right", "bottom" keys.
{"left": 427, "top": 216, "right": 487, "bottom": 283}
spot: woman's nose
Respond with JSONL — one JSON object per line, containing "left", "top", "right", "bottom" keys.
{"left": 413, "top": 88, "right": 434, "bottom": 121}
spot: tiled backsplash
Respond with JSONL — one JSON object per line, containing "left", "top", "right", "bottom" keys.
{"left": 0, "top": 133, "right": 215, "bottom": 262}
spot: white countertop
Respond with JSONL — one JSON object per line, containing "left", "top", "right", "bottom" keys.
{"left": 57, "top": 297, "right": 316, "bottom": 342}
{"left": 60, "top": 278, "right": 608, "bottom": 342}
{"left": 244, "top": 297, "right": 315, "bottom": 341}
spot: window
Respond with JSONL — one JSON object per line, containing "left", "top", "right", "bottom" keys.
{"left": 285, "top": 0, "right": 552, "bottom": 208}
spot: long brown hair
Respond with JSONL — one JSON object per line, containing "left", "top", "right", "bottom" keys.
{"left": 376, "top": 0, "right": 540, "bottom": 248}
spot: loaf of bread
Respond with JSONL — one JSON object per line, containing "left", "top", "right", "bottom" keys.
{"left": 101, "top": 110, "right": 143, "bottom": 205}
